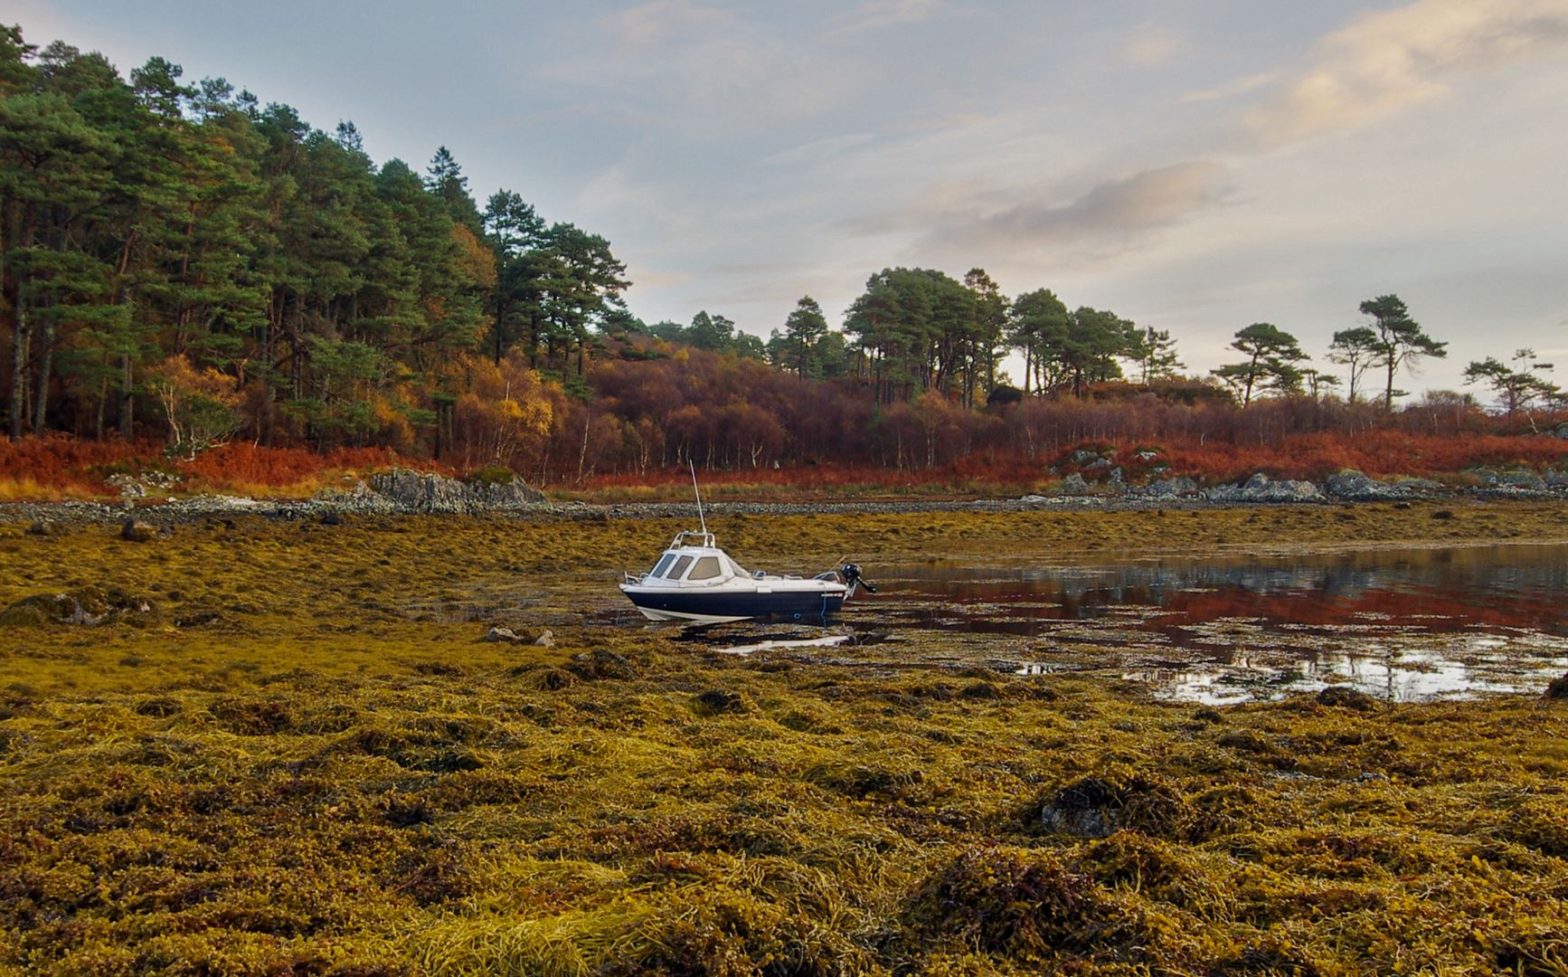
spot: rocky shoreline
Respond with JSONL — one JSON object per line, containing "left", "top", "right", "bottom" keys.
{"left": 2, "top": 465, "right": 1566, "bottom": 528}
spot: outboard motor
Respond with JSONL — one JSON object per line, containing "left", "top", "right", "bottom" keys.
{"left": 840, "top": 563, "right": 876, "bottom": 597}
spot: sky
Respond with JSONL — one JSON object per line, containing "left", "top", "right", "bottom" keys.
{"left": 13, "top": 0, "right": 1568, "bottom": 397}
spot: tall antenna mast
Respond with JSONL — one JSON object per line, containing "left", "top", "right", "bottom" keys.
{"left": 689, "top": 460, "right": 708, "bottom": 535}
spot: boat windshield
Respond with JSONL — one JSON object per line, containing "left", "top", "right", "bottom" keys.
{"left": 651, "top": 553, "right": 677, "bottom": 577}
{"left": 668, "top": 555, "right": 694, "bottom": 579}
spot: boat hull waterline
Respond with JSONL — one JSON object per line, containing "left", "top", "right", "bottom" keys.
{"left": 620, "top": 582, "right": 848, "bottom": 623}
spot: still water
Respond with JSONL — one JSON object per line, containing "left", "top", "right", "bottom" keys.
{"left": 848, "top": 542, "right": 1568, "bottom": 703}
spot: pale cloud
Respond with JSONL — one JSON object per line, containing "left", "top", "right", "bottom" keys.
{"left": 934, "top": 162, "right": 1229, "bottom": 250}
{"left": 1122, "top": 23, "right": 1186, "bottom": 66}
{"left": 1181, "top": 71, "right": 1279, "bottom": 104}
{"left": 1243, "top": 0, "right": 1568, "bottom": 148}
{"left": 833, "top": 0, "right": 946, "bottom": 34}
{"left": 762, "top": 132, "right": 876, "bottom": 167}
{"left": 600, "top": 0, "right": 731, "bottom": 48}
{"left": 541, "top": 2, "right": 864, "bottom": 133}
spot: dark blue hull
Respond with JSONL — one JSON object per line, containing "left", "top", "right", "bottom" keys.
{"left": 623, "top": 586, "right": 846, "bottom": 623}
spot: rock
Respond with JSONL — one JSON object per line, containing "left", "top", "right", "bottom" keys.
{"left": 1546, "top": 672, "right": 1568, "bottom": 701}
{"left": 1498, "top": 469, "right": 1547, "bottom": 492}
{"left": 1207, "top": 472, "right": 1321, "bottom": 503}
{"left": 1552, "top": 423, "right": 1568, "bottom": 440}
{"left": 1472, "top": 467, "right": 1548, "bottom": 492}
{"left": 1060, "top": 473, "right": 1091, "bottom": 496}
{"left": 1135, "top": 450, "right": 1161, "bottom": 462}
{"left": 568, "top": 648, "right": 635, "bottom": 680}
{"left": 1323, "top": 469, "right": 1440, "bottom": 501}
{"left": 1317, "top": 685, "right": 1374, "bottom": 711}
{"left": 483, "top": 626, "right": 524, "bottom": 643}
{"left": 532, "top": 628, "right": 555, "bottom": 648}
{"left": 1136, "top": 476, "right": 1199, "bottom": 499}
{"left": 319, "top": 510, "right": 343, "bottom": 526}
{"left": 26, "top": 521, "right": 54, "bottom": 536}
{"left": 0, "top": 587, "right": 158, "bottom": 628}
{"left": 120, "top": 519, "right": 157, "bottom": 542}
{"left": 1039, "top": 773, "right": 1187, "bottom": 839}
{"left": 364, "top": 468, "right": 546, "bottom": 514}
{"left": 1545, "top": 469, "right": 1568, "bottom": 488}
{"left": 1069, "top": 448, "right": 1100, "bottom": 465}
{"left": 692, "top": 689, "right": 748, "bottom": 716}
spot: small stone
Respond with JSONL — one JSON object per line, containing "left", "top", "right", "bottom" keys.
{"left": 120, "top": 519, "right": 157, "bottom": 542}
{"left": 483, "top": 626, "right": 524, "bottom": 643}
{"left": 26, "top": 521, "right": 54, "bottom": 536}
{"left": 532, "top": 629, "right": 555, "bottom": 648}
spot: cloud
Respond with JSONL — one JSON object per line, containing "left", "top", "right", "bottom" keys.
{"left": 601, "top": 0, "right": 731, "bottom": 49}
{"left": 762, "top": 132, "right": 876, "bottom": 167}
{"left": 850, "top": 161, "right": 1230, "bottom": 255}
{"left": 833, "top": 0, "right": 946, "bottom": 34}
{"left": 541, "top": 1, "right": 863, "bottom": 133}
{"left": 1243, "top": 0, "right": 1568, "bottom": 148}
{"left": 1122, "top": 23, "right": 1186, "bottom": 66}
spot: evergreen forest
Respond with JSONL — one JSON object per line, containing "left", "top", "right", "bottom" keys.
{"left": 3, "top": 24, "right": 1564, "bottom": 488}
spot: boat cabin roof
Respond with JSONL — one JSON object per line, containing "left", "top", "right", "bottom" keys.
{"left": 642, "top": 530, "right": 750, "bottom": 584}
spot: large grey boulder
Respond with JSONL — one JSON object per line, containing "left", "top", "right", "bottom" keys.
{"left": 1207, "top": 472, "right": 1322, "bottom": 503}
{"left": 1323, "top": 469, "right": 1442, "bottom": 501}
{"left": 1059, "top": 473, "right": 1092, "bottom": 496}
{"left": 1134, "top": 476, "right": 1199, "bottom": 499}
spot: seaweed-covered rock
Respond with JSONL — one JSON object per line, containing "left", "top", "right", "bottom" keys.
{"left": 0, "top": 587, "right": 158, "bottom": 628}
{"left": 120, "top": 519, "right": 158, "bottom": 542}
{"left": 692, "top": 689, "right": 748, "bottom": 716}
{"left": 1317, "top": 685, "right": 1375, "bottom": 711}
{"left": 908, "top": 846, "right": 1156, "bottom": 963}
{"left": 568, "top": 648, "right": 636, "bottom": 680}
{"left": 1546, "top": 672, "right": 1568, "bottom": 701}
{"left": 1039, "top": 770, "right": 1191, "bottom": 839}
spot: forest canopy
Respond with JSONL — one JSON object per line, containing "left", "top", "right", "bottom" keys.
{"left": 2, "top": 23, "right": 1562, "bottom": 486}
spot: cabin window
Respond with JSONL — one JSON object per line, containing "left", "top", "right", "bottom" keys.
{"left": 669, "top": 555, "right": 694, "bottom": 579}
{"left": 652, "top": 554, "right": 676, "bottom": 577}
{"left": 688, "top": 556, "right": 723, "bottom": 580}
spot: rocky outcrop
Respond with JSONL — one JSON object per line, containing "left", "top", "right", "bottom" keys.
{"left": 1206, "top": 473, "right": 1322, "bottom": 503}
{"left": 1132, "top": 476, "right": 1200, "bottom": 500}
{"left": 1472, "top": 468, "right": 1549, "bottom": 493}
{"left": 361, "top": 469, "right": 545, "bottom": 512}
{"left": 303, "top": 469, "right": 549, "bottom": 515}
{"left": 1, "top": 587, "right": 158, "bottom": 627}
{"left": 1323, "top": 469, "right": 1442, "bottom": 501}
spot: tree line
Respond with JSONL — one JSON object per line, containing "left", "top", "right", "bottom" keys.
{"left": 3, "top": 23, "right": 1561, "bottom": 480}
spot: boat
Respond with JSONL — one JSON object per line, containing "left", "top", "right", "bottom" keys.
{"left": 619, "top": 465, "right": 874, "bottom": 624}
{"left": 620, "top": 529, "right": 872, "bottom": 623}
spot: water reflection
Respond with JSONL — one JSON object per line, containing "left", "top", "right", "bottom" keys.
{"left": 864, "top": 543, "right": 1568, "bottom": 702}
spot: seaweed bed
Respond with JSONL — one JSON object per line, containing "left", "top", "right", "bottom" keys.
{"left": 3, "top": 501, "right": 1568, "bottom": 976}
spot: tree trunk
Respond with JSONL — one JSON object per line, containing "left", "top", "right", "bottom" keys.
{"left": 119, "top": 352, "right": 134, "bottom": 439}
{"left": 8, "top": 305, "right": 26, "bottom": 440}
{"left": 31, "top": 302, "right": 51, "bottom": 433}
